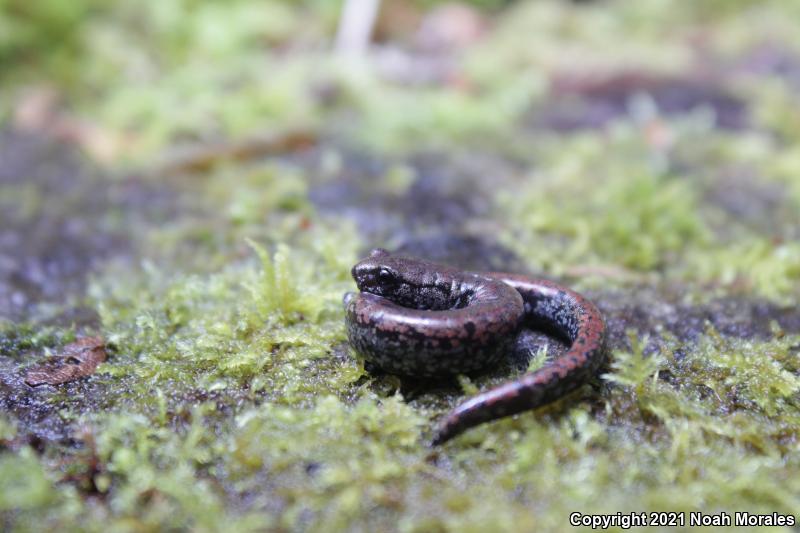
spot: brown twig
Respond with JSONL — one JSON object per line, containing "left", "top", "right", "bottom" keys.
{"left": 154, "top": 129, "right": 318, "bottom": 175}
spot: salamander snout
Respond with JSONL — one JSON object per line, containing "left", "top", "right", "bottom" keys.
{"left": 351, "top": 260, "right": 400, "bottom": 296}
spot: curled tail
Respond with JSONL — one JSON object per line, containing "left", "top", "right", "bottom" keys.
{"left": 432, "top": 274, "right": 607, "bottom": 445}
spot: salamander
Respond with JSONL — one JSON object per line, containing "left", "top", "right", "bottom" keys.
{"left": 344, "top": 248, "right": 607, "bottom": 445}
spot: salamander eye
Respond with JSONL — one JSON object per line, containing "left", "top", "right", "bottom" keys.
{"left": 378, "top": 267, "right": 394, "bottom": 283}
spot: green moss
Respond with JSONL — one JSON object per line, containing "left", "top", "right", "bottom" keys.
{"left": 603, "top": 331, "right": 663, "bottom": 391}
{"left": 497, "top": 130, "right": 712, "bottom": 273}
{"left": 0, "top": 448, "right": 58, "bottom": 511}
{"left": 0, "top": 0, "right": 105, "bottom": 84}
{"left": 670, "top": 326, "right": 800, "bottom": 418}
{"left": 91, "top": 233, "right": 358, "bottom": 398}
{"left": 0, "top": 322, "right": 75, "bottom": 359}
{"left": 0, "top": 416, "right": 16, "bottom": 444}
{"left": 685, "top": 241, "right": 800, "bottom": 304}
{"left": 341, "top": 72, "right": 538, "bottom": 153}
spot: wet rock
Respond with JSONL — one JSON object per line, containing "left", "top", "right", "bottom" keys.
{"left": 393, "top": 234, "right": 524, "bottom": 272}
{"left": 0, "top": 129, "right": 171, "bottom": 325}
{"left": 308, "top": 148, "right": 522, "bottom": 266}
{"left": 594, "top": 287, "right": 800, "bottom": 353}
{"left": 704, "top": 170, "right": 798, "bottom": 239}
{"left": 0, "top": 352, "right": 112, "bottom": 444}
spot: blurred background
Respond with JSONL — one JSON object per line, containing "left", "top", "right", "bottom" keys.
{"left": 1, "top": 1, "right": 800, "bottom": 531}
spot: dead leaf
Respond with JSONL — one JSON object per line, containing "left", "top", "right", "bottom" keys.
{"left": 24, "top": 336, "right": 107, "bottom": 387}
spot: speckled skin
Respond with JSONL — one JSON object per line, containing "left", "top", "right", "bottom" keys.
{"left": 344, "top": 249, "right": 525, "bottom": 376}
{"left": 431, "top": 273, "right": 607, "bottom": 444}
{"left": 344, "top": 249, "right": 608, "bottom": 445}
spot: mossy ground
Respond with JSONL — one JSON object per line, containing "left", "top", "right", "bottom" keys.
{"left": 1, "top": 1, "right": 800, "bottom": 531}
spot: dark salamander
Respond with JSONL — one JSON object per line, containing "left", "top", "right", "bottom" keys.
{"left": 344, "top": 248, "right": 607, "bottom": 445}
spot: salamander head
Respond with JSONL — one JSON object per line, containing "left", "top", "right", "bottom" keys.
{"left": 351, "top": 248, "right": 403, "bottom": 297}
{"left": 351, "top": 248, "right": 464, "bottom": 310}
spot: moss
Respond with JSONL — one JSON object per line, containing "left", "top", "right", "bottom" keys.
{"left": 685, "top": 241, "right": 800, "bottom": 304}
{"left": 0, "top": 0, "right": 105, "bottom": 84}
{"left": 497, "top": 131, "right": 711, "bottom": 272}
{"left": 340, "top": 72, "right": 538, "bottom": 153}
{"left": 0, "top": 416, "right": 16, "bottom": 444}
{"left": 0, "top": 322, "right": 75, "bottom": 359}
{"left": 669, "top": 326, "right": 800, "bottom": 419}
{"left": 0, "top": 448, "right": 58, "bottom": 511}
{"left": 91, "top": 231, "right": 359, "bottom": 398}
{"left": 495, "top": 124, "right": 799, "bottom": 303}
